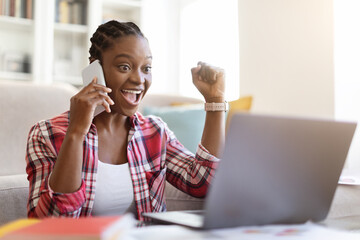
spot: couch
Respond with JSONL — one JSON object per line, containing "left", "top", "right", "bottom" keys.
{"left": 0, "top": 81, "right": 205, "bottom": 226}
{"left": 1, "top": 81, "right": 360, "bottom": 232}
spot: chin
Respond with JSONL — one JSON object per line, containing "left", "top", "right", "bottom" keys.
{"left": 115, "top": 107, "right": 138, "bottom": 117}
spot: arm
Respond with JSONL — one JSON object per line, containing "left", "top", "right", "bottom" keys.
{"left": 26, "top": 122, "right": 86, "bottom": 217}
{"left": 49, "top": 78, "right": 113, "bottom": 193}
{"left": 191, "top": 62, "right": 226, "bottom": 158}
{"left": 26, "top": 78, "right": 113, "bottom": 217}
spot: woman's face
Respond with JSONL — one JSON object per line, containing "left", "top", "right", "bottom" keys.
{"left": 101, "top": 35, "right": 152, "bottom": 117}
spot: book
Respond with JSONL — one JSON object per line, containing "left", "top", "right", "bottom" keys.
{"left": 56, "top": 0, "right": 86, "bottom": 25}
{"left": 1, "top": 214, "right": 135, "bottom": 240}
{"left": 0, "top": 219, "right": 40, "bottom": 238}
{"left": 0, "top": 0, "right": 3, "bottom": 16}
{"left": 0, "top": 0, "right": 31, "bottom": 18}
{"left": 25, "top": 0, "right": 32, "bottom": 19}
{"left": 14, "top": 0, "right": 21, "bottom": 18}
{"left": 9, "top": 0, "right": 15, "bottom": 17}
{"left": 59, "top": 0, "right": 69, "bottom": 24}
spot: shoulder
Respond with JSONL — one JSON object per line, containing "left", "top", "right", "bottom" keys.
{"left": 31, "top": 111, "right": 70, "bottom": 137}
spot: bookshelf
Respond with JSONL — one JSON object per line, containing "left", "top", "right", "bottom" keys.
{"left": 0, "top": 0, "right": 34, "bottom": 81}
{"left": 0, "top": 0, "right": 143, "bottom": 86}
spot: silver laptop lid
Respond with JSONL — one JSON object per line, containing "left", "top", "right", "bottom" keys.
{"left": 203, "top": 113, "right": 356, "bottom": 229}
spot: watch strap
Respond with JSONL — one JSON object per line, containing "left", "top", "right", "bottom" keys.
{"left": 204, "top": 101, "right": 229, "bottom": 112}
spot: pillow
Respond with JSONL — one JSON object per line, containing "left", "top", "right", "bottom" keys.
{"left": 143, "top": 96, "right": 253, "bottom": 153}
{"left": 143, "top": 104, "right": 205, "bottom": 153}
{"left": 226, "top": 96, "right": 253, "bottom": 130}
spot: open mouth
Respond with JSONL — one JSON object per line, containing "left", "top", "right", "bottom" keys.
{"left": 121, "top": 89, "right": 143, "bottom": 105}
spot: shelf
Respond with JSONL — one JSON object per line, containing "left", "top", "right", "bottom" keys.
{"left": 103, "top": 0, "right": 142, "bottom": 9}
{"left": 54, "top": 23, "right": 88, "bottom": 34}
{"left": 0, "top": 0, "right": 143, "bottom": 86}
{"left": 0, "top": 71, "right": 32, "bottom": 81}
{"left": 0, "top": 15, "right": 33, "bottom": 31}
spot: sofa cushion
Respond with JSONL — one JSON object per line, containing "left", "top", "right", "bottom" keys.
{"left": 0, "top": 174, "right": 28, "bottom": 226}
{"left": 143, "top": 104, "right": 204, "bottom": 153}
{"left": 143, "top": 96, "right": 253, "bottom": 153}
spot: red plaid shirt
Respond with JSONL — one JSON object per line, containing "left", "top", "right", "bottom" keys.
{"left": 26, "top": 111, "right": 219, "bottom": 220}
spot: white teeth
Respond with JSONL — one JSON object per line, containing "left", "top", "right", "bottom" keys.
{"left": 122, "top": 89, "right": 142, "bottom": 94}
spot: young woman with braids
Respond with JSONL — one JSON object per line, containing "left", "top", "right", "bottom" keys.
{"left": 25, "top": 20, "right": 226, "bottom": 220}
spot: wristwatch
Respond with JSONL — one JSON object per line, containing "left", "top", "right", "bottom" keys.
{"left": 204, "top": 101, "right": 229, "bottom": 112}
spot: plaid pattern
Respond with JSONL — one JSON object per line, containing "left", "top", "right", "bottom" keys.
{"left": 26, "top": 111, "right": 219, "bottom": 220}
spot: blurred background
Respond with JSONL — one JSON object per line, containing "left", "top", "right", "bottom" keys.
{"left": 0, "top": 0, "right": 360, "bottom": 168}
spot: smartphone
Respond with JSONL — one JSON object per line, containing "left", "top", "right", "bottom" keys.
{"left": 82, "top": 59, "right": 107, "bottom": 116}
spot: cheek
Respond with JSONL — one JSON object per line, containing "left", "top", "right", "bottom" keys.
{"left": 145, "top": 75, "right": 152, "bottom": 87}
{"left": 142, "top": 77, "right": 152, "bottom": 98}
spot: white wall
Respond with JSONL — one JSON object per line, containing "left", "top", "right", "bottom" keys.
{"left": 238, "top": 0, "right": 334, "bottom": 118}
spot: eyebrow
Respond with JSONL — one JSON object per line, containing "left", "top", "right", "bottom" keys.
{"left": 114, "top": 54, "right": 152, "bottom": 60}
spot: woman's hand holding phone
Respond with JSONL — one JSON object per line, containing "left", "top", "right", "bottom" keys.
{"left": 67, "top": 61, "right": 114, "bottom": 137}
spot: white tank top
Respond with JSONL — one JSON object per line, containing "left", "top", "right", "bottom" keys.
{"left": 92, "top": 160, "right": 135, "bottom": 216}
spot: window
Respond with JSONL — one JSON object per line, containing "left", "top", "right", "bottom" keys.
{"left": 142, "top": 0, "right": 239, "bottom": 101}
{"left": 334, "top": 0, "right": 360, "bottom": 168}
{"left": 179, "top": 0, "right": 239, "bottom": 101}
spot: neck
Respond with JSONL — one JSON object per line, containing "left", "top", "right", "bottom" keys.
{"left": 93, "top": 112, "right": 130, "bottom": 133}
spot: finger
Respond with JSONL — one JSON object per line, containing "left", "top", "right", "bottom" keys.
{"left": 93, "top": 84, "right": 112, "bottom": 93}
{"left": 77, "top": 77, "right": 97, "bottom": 95}
{"left": 103, "top": 99, "right": 112, "bottom": 113}
{"left": 191, "top": 64, "right": 201, "bottom": 76}
{"left": 79, "top": 77, "right": 98, "bottom": 94}
{"left": 210, "top": 71, "right": 217, "bottom": 82}
{"left": 83, "top": 82, "right": 112, "bottom": 94}
{"left": 98, "top": 94, "right": 113, "bottom": 113}
{"left": 98, "top": 91, "right": 115, "bottom": 106}
{"left": 86, "top": 90, "right": 114, "bottom": 106}
{"left": 89, "top": 92, "right": 114, "bottom": 112}
{"left": 201, "top": 64, "right": 223, "bottom": 83}
{"left": 199, "top": 65, "right": 215, "bottom": 83}
{"left": 91, "top": 97, "right": 111, "bottom": 113}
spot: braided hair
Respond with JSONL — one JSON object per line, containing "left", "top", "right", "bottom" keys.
{"left": 89, "top": 20, "right": 145, "bottom": 62}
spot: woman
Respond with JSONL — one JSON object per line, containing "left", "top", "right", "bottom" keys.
{"left": 26, "top": 20, "right": 226, "bottom": 220}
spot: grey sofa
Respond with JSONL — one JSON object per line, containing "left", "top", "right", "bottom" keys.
{"left": 1, "top": 81, "right": 360, "bottom": 232}
{"left": 0, "top": 81, "right": 203, "bottom": 226}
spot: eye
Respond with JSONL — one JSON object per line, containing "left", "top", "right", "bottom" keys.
{"left": 118, "top": 64, "right": 131, "bottom": 72}
{"left": 144, "top": 66, "right": 152, "bottom": 74}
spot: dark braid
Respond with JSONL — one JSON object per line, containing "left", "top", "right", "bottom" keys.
{"left": 89, "top": 20, "right": 145, "bottom": 62}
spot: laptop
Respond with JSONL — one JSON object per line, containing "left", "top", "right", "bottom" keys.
{"left": 142, "top": 113, "right": 357, "bottom": 229}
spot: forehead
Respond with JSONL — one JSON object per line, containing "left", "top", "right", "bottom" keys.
{"left": 103, "top": 35, "right": 152, "bottom": 61}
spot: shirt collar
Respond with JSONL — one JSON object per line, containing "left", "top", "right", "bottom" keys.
{"left": 130, "top": 112, "right": 145, "bottom": 126}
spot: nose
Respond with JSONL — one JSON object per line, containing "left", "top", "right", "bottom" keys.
{"left": 129, "top": 69, "right": 145, "bottom": 84}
